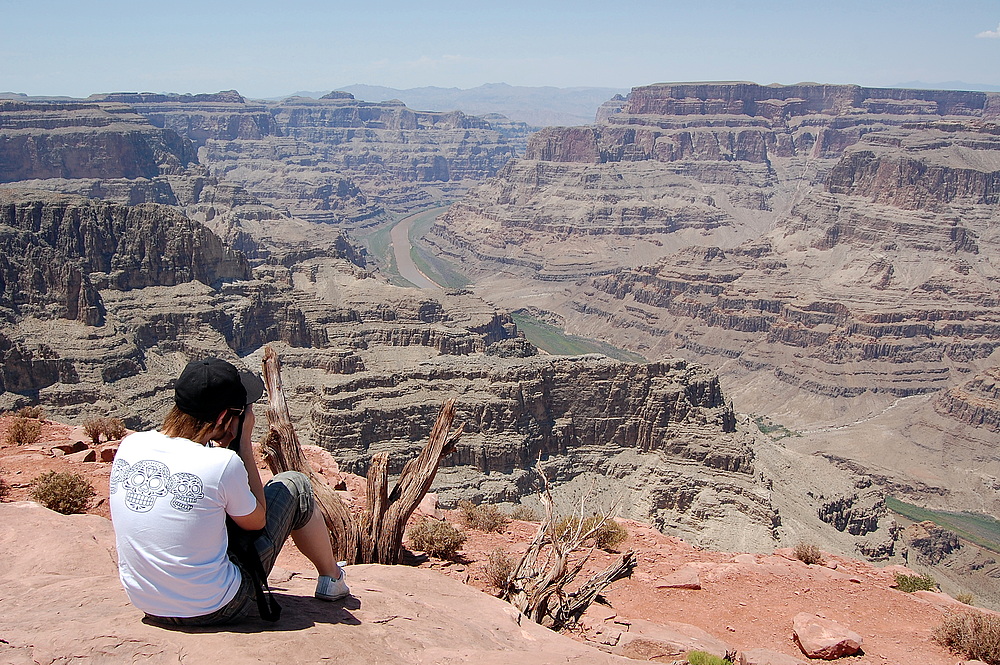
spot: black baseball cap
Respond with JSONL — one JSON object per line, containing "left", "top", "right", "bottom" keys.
{"left": 174, "top": 358, "right": 265, "bottom": 421}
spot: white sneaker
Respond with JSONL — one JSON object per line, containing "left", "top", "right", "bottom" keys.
{"left": 315, "top": 570, "right": 350, "bottom": 601}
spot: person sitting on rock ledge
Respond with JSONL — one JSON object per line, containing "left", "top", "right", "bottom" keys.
{"left": 109, "top": 357, "right": 348, "bottom": 626}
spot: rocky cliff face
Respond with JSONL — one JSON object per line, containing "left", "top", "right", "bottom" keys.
{"left": 0, "top": 100, "right": 197, "bottom": 182}
{"left": 0, "top": 191, "right": 248, "bottom": 325}
{"left": 429, "top": 82, "right": 1000, "bottom": 529}
{"left": 0, "top": 191, "right": 330, "bottom": 415}
{"left": 82, "top": 91, "right": 520, "bottom": 221}
{"left": 292, "top": 348, "right": 895, "bottom": 554}
{"left": 433, "top": 84, "right": 998, "bottom": 274}
{"left": 935, "top": 366, "right": 1000, "bottom": 432}
{"left": 431, "top": 84, "right": 1000, "bottom": 405}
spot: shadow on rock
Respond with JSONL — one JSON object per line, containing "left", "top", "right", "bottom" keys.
{"left": 142, "top": 594, "right": 362, "bottom": 633}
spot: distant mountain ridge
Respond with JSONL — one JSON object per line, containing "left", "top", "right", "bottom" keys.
{"left": 275, "top": 83, "right": 629, "bottom": 127}
{"left": 894, "top": 80, "right": 1000, "bottom": 92}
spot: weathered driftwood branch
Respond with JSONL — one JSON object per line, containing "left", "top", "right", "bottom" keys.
{"left": 363, "top": 399, "right": 463, "bottom": 564}
{"left": 500, "top": 461, "right": 636, "bottom": 630}
{"left": 259, "top": 344, "right": 462, "bottom": 564}
{"left": 260, "top": 345, "right": 358, "bottom": 561}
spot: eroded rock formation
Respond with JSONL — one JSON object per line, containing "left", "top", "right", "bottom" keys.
{"left": 0, "top": 85, "right": 931, "bottom": 560}
{"left": 0, "top": 100, "right": 197, "bottom": 183}
{"left": 81, "top": 90, "right": 521, "bottom": 220}
{"left": 429, "top": 83, "right": 1000, "bottom": 505}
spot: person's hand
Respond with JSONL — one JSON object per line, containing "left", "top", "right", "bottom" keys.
{"left": 237, "top": 408, "right": 256, "bottom": 456}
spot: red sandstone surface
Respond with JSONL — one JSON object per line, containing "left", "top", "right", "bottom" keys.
{"left": 0, "top": 415, "right": 971, "bottom": 663}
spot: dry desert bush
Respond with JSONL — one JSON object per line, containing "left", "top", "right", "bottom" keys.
{"left": 458, "top": 500, "right": 511, "bottom": 533}
{"left": 83, "top": 417, "right": 127, "bottom": 445}
{"left": 4, "top": 416, "right": 42, "bottom": 446}
{"left": 15, "top": 405, "right": 44, "bottom": 420}
{"left": 30, "top": 470, "right": 96, "bottom": 515}
{"left": 956, "top": 591, "right": 975, "bottom": 606}
{"left": 485, "top": 548, "right": 515, "bottom": 589}
{"left": 934, "top": 610, "right": 1000, "bottom": 664}
{"left": 554, "top": 514, "right": 629, "bottom": 552}
{"left": 793, "top": 542, "right": 825, "bottom": 565}
{"left": 510, "top": 504, "right": 539, "bottom": 521}
{"left": 406, "top": 517, "right": 466, "bottom": 560}
{"left": 0, "top": 476, "right": 10, "bottom": 501}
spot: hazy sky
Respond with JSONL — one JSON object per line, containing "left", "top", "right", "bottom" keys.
{"left": 3, "top": 0, "right": 999, "bottom": 98}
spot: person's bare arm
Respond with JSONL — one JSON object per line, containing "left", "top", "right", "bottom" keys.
{"left": 230, "top": 409, "right": 266, "bottom": 531}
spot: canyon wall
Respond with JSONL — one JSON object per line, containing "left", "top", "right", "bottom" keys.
{"left": 0, "top": 186, "right": 896, "bottom": 556}
{"left": 429, "top": 82, "right": 1000, "bottom": 517}
{"left": 83, "top": 90, "right": 525, "bottom": 220}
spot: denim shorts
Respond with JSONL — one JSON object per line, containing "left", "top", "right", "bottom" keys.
{"left": 144, "top": 470, "right": 315, "bottom": 626}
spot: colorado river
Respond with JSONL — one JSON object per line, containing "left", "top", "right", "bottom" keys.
{"left": 389, "top": 207, "right": 448, "bottom": 290}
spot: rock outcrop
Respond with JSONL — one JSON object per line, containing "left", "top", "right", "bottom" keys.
{"left": 792, "top": 612, "right": 864, "bottom": 659}
{"left": 0, "top": 190, "right": 248, "bottom": 325}
{"left": 0, "top": 100, "right": 197, "bottom": 183}
{"left": 0, "top": 501, "right": 630, "bottom": 665}
{"left": 935, "top": 366, "right": 1000, "bottom": 432}
{"left": 906, "top": 521, "right": 962, "bottom": 565}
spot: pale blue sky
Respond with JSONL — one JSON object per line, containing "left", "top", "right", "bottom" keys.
{"left": 3, "top": 0, "right": 999, "bottom": 98}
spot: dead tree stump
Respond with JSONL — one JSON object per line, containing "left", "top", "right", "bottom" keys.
{"left": 259, "top": 345, "right": 461, "bottom": 564}
{"left": 499, "top": 462, "right": 637, "bottom": 629}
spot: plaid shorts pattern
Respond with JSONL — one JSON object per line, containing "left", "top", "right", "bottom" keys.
{"left": 144, "top": 471, "right": 315, "bottom": 626}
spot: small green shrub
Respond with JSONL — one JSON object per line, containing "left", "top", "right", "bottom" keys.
{"left": 83, "top": 417, "right": 127, "bottom": 444}
{"left": 15, "top": 405, "right": 44, "bottom": 420}
{"left": 934, "top": 610, "right": 1000, "bottom": 664}
{"left": 956, "top": 592, "right": 975, "bottom": 606}
{"left": 794, "top": 542, "right": 825, "bottom": 565}
{"left": 5, "top": 416, "right": 42, "bottom": 446}
{"left": 485, "top": 548, "right": 515, "bottom": 589}
{"left": 407, "top": 518, "right": 466, "bottom": 559}
{"left": 510, "top": 505, "right": 538, "bottom": 522}
{"left": 457, "top": 500, "right": 511, "bottom": 533}
{"left": 686, "top": 650, "right": 732, "bottom": 665}
{"left": 30, "top": 470, "right": 96, "bottom": 514}
{"left": 895, "top": 572, "right": 938, "bottom": 592}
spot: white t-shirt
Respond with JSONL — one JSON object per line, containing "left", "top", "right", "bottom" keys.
{"left": 109, "top": 430, "right": 259, "bottom": 617}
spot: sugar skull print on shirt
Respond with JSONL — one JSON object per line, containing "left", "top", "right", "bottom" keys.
{"left": 110, "top": 457, "right": 205, "bottom": 512}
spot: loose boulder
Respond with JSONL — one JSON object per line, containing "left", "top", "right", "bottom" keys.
{"left": 612, "top": 617, "right": 732, "bottom": 661}
{"left": 792, "top": 612, "right": 863, "bottom": 659}
{"left": 656, "top": 565, "right": 702, "bottom": 590}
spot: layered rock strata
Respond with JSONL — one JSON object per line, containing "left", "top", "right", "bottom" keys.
{"left": 294, "top": 347, "right": 896, "bottom": 554}
{"left": 0, "top": 100, "right": 197, "bottom": 182}
{"left": 935, "top": 366, "right": 1000, "bottom": 432}
{"left": 0, "top": 188, "right": 898, "bottom": 557}
{"left": 427, "top": 82, "right": 1000, "bottom": 539}
{"left": 84, "top": 90, "right": 521, "bottom": 220}
{"left": 431, "top": 83, "right": 1000, "bottom": 416}
{"left": 432, "top": 83, "right": 998, "bottom": 279}
{"left": 0, "top": 191, "right": 248, "bottom": 325}
{"left": 308, "top": 351, "right": 776, "bottom": 551}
